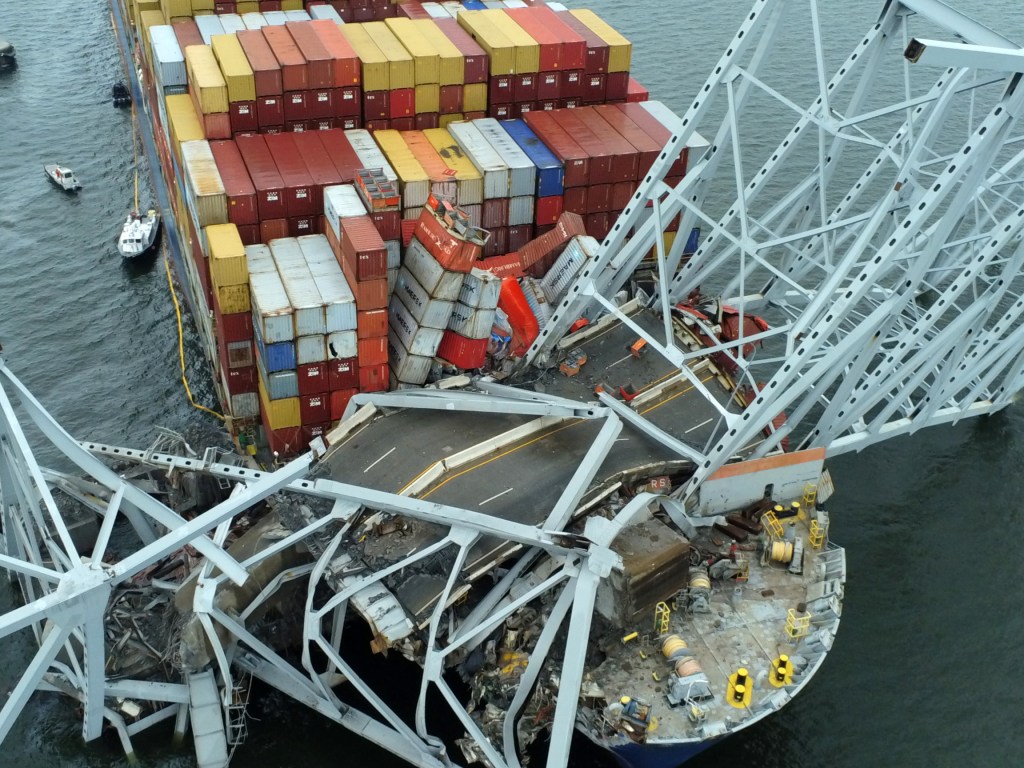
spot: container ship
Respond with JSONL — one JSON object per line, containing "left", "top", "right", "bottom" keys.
{"left": 0, "top": 2, "right": 848, "bottom": 768}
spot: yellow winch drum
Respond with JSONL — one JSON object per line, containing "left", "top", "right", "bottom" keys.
{"left": 661, "top": 634, "right": 689, "bottom": 660}
{"left": 688, "top": 572, "right": 711, "bottom": 590}
{"left": 769, "top": 540, "right": 794, "bottom": 563}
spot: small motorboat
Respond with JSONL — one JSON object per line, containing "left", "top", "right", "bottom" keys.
{"left": 44, "top": 164, "right": 82, "bottom": 192}
{"left": 117, "top": 208, "right": 162, "bottom": 259}
{"left": 0, "top": 38, "right": 14, "bottom": 69}
{"left": 112, "top": 81, "right": 131, "bottom": 107}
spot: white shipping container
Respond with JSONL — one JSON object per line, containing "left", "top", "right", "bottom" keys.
{"left": 394, "top": 267, "right": 456, "bottom": 329}
{"left": 503, "top": 0, "right": 529, "bottom": 6}
{"left": 454, "top": 174, "right": 483, "bottom": 207}
{"left": 344, "top": 130, "right": 399, "bottom": 184}
{"left": 323, "top": 184, "right": 368, "bottom": 240}
{"left": 508, "top": 196, "right": 535, "bottom": 227}
{"left": 262, "top": 11, "right": 288, "bottom": 25}
{"left": 297, "top": 235, "right": 357, "bottom": 332}
{"left": 386, "top": 239, "right": 401, "bottom": 269}
{"left": 149, "top": 26, "right": 187, "bottom": 88}
{"left": 181, "top": 141, "right": 228, "bottom": 228}
{"left": 447, "top": 301, "right": 496, "bottom": 340}
{"left": 249, "top": 270, "right": 294, "bottom": 343}
{"left": 422, "top": 2, "right": 449, "bottom": 18}
{"left": 638, "top": 100, "right": 684, "bottom": 134}
{"left": 195, "top": 15, "right": 225, "bottom": 45}
{"left": 403, "top": 207, "right": 422, "bottom": 221}
{"left": 284, "top": 10, "right": 312, "bottom": 22}
{"left": 218, "top": 14, "right": 247, "bottom": 35}
{"left": 459, "top": 268, "right": 502, "bottom": 310}
{"left": 327, "top": 330, "right": 358, "bottom": 360}
{"left": 474, "top": 118, "right": 536, "bottom": 198}
{"left": 388, "top": 267, "right": 399, "bottom": 295}
{"left": 441, "top": 1, "right": 464, "bottom": 18}
{"left": 230, "top": 392, "right": 259, "bottom": 419}
{"left": 448, "top": 121, "right": 510, "bottom": 200}
{"left": 541, "top": 235, "right": 598, "bottom": 304}
{"left": 429, "top": 178, "right": 458, "bottom": 203}
{"left": 521, "top": 277, "right": 552, "bottom": 329}
{"left": 269, "top": 238, "right": 327, "bottom": 336}
{"left": 546, "top": 2, "right": 569, "bottom": 9}
{"left": 296, "top": 334, "right": 327, "bottom": 365}
{"left": 246, "top": 244, "right": 277, "bottom": 274}
{"left": 388, "top": 330, "right": 432, "bottom": 385}
{"left": 241, "top": 13, "right": 267, "bottom": 30}
{"left": 309, "top": 5, "right": 343, "bottom": 23}
{"left": 263, "top": 368, "right": 299, "bottom": 400}
{"left": 389, "top": 296, "right": 445, "bottom": 357}
{"left": 405, "top": 239, "right": 464, "bottom": 301}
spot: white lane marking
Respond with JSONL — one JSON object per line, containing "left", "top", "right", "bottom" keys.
{"left": 364, "top": 446, "right": 396, "bottom": 473}
{"left": 606, "top": 353, "right": 633, "bottom": 369}
{"left": 685, "top": 417, "right": 714, "bottom": 434}
{"left": 480, "top": 487, "right": 514, "bottom": 506}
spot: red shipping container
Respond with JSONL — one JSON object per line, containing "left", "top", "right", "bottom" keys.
{"left": 215, "top": 302, "right": 254, "bottom": 343}
{"left": 210, "top": 140, "right": 258, "bottom": 226}
{"left": 521, "top": 5, "right": 586, "bottom": 70}
{"left": 357, "top": 309, "right": 388, "bottom": 338}
{"left": 504, "top": 8, "right": 562, "bottom": 71}
{"left": 561, "top": 70, "right": 583, "bottom": 100}
{"left": 554, "top": 11, "right": 609, "bottom": 75}
{"left": 517, "top": 211, "right": 586, "bottom": 270}
{"left": 330, "top": 387, "right": 359, "bottom": 420}
{"left": 515, "top": 102, "right": 536, "bottom": 119}
{"left": 563, "top": 186, "right": 587, "bottom": 214}
{"left": 308, "top": 88, "right": 335, "bottom": 120}
{"left": 225, "top": 365, "right": 258, "bottom": 396}
{"left": 259, "top": 1, "right": 282, "bottom": 10}
{"left": 437, "top": 330, "right": 488, "bottom": 369}
{"left": 334, "top": 2, "right": 353, "bottom": 23}
{"left": 333, "top": 86, "right": 361, "bottom": 118}
{"left": 352, "top": 6, "right": 372, "bottom": 22}
{"left": 625, "top": 77, "right": 649, "bottom": 103}
{"left": 414, "top": 112, "right": 439, "bottom": 130}
{"left": 415, "top": 208, "right": 482, "bottom": 273}
{"left": 264, "top": 132, "right": 317, "bottom": 217}
{"left": 483, "top": 226, "right": 508, "bottom": 259}
{"left": 592, "top": 104, "right": 661, "bottom": 176}
{"left": 616, "top": 103, "right": 688, "bottom": 177}
{"left": 171, "top": 19, "right": 203, "bottom": 52}
{"left": 560, "top": 98, "right": 581, "bottom": 110}
{"left": 489, "top": 103, "right": 513, "bottom": 120}
{"left": 358, "top": 337, "right": 388, "bottom": 366}
{"left": 262, "top": 25, "right": 309, "bottom": 93}
{"left": 587, "top": 183, "right": 612, "bottom": 213}
{"left": 302, "top": 422, "right": 331, "bottom": 445}
{"left": 197, "top": 109, "right": 231, "bottom": 141}
{"left": 489, "top": 75, "right": 513, "bottom": 105}
{"left": 235, "top": 133, "right": 288, "bottom": 220}
{"left": 537, "top": 71, "right": 561, "bottom": 101}
{"left": 214, "top": 2, "right": 236, "bottom": 13}
{"left": 507, "top": 223, "right": 534, "bottom": 253}
{"left": 401, "top": 219, "right": 418, "bottom": 246}
{"left": 535, "top": 195, "right": 563, "bottom": 225}
{"left": 392, "top": 117, "right": 416, "bottom": 131}
{"left": 548, "top": 109, "right": 618, "bottom": 184}
{"left": 289, "top": 215, "right": 316, "bottom": 237}
{"left": 283, "top": 90, "right": 309, "bottom": 122}
{"left": 297, "top": 362, "right": 329, "bottom": 396}
{"left": 606, "top": 72, "right": 630, "bottom": 102}
{"left": 482, "top": 198, "right": 509, "bottom": 229}
{"left": 369, "top": 209, "right": 401, "bottom": 241}
{"left": 464, "top": 111, "right": 487, "bottom": 121}
{"left": 582, "top": 73, "right": 606, "bottom": 104}
{"left": 229, "top": 101, "right": 260, "bottom": 134}
{"left": 260, "top": 218, "right": 289, "bottom": 242}
{"left": 300, "top": 393, "right": 331, "bottom": 426}
{"left": 538, "top": 100, "right": 558, "bottom": 112}
{"left": 586, "top": 211, "right": 611, "bottom": 240}
{"left": 237, "top": 224, "right": 260, "bottom": 245}
{"left": 313, "top": 119, "right": 337, "bottom": 131}
{"left": 285, "top": 21, "right": 333, "bottom": 90}
{"left": 364, "top": 90, "right": 389, "bottom": 121}
{"left": 439, "top": 85, "right": 463, "bottom": 114}
{"left": 337, "top": 116, "right": 360, "bottom": 130}
{"left": 514, "top": 73, "right": 538, "bottom": 103}
{"left": 308, "top": 20, "right": 361, "bottom": 87}
{"left": 185, "top": 214, "right": 213, "bottom": 309}
{"left": 340, "top": 216, "right": 388, "bottom": 280}
{"left": 328, "top": 357, "right": 359, "bottom": 390}
{"left": 286, "top": 121, "right": 309, "bottom": 133}
{"left": 256, "top": 94, "right": 285, "bottom": 128}
{"left": 434, "top": 18, "right": 489, "bottom": 84}
{"left": 581, "top": 111, "right": 639, "bottom": 179}
{"left": 318, "top": 129, "right": 363, "bottom": 182}
{"left": 398, "top": 1, "right": 429, "bottom": 19}
{"left": 612, "top": 181, "right": 636, "bottom": 210}
{"left": 390, "top": 88, "right": 415, "bottom": 119}
{"left": 359, "top": 363, "right": 388, "bottom": 392}
{"left": 239, "top": 30, "right": 284, "bottom": 97}
{"left": 476, "top": 252, "right": 525, "bottom": 279}
{"left": 523, "top": 110, "right": 589, "bottom": 187}
{"left": 292, "top": 131, "right": 344, "bottom": 199}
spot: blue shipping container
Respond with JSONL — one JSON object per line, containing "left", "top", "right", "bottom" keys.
{"left": 462, "top": 1, "right": 488, "bottom": 9}
{"left": 254, "top": 320, "right": 297, "bottom": 373}
{"left": 500, "top": 119, "right": 564, "bottom": 198}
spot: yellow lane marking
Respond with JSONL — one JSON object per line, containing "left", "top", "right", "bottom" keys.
{"left": 639, "top": 372, "right": 716, "bottom": 416}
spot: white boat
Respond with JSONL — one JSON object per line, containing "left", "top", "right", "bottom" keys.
{"left": 116, "top": 208, "right": 161, "bottom": 259}
{"left": 43, "top": 164, "right": 81, "bottom": 191}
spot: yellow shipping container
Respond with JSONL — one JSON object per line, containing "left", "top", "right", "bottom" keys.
{"left": 281, "top": 0, "right": 304, "bottom": 10}
{"left": 190, "top": 0, "right": 214, "bottom": 12}
{"left": 484, "top": 10, "right": 539, "bottom": 74}
{"left": 415, "top": 84, "right": 440, "bottom": 115}
{"left": 236, "top": 1, "right": 259, "bottom": 12}
{"left": 216, "top": 283, "right": 252, "bottom": 315}
{"left": 374, "top": 130, "right": 430, "bottom": 185}
{"left": 412, "top": 20, "right": 464, "bottom": 87}
{"left": 206, "top": 224, "right": 249, "bottom": 288}
{"left": 364, "top": 22, "right": 415, "bottom": 91}
{"left": 439, "top": 113, "right": 463, "bottom": 129}
{"left": 385, "top": 18, "right": 439, "bottom": 86}
{"left": 185, "top": 45, "right": 230, "bottom": 114}
{"left": 210, "top": 34, "right": 256, "bottom": 103}
{"left": 457, "top": 11, "right": 515, "bottom": 76}
{"left": 423, "top": 128, "right": 482, "bottom": 182}
{"left": 341, "top": 24, "right": 390, "bottom": 92}
{"left": 138, "top": 9, "right": 167, "bottom": 65}
{"left": 133, "top": 0, "right": 161, "bottom": 31}
{"left": 569, "top": 9, "right": 632, "bottom": 73}
{"left": 259, "top": 378, "right": 301, "bottom": 430}
{"left": 159, "top": 0, "right": 191, "bottom": 21}
{"left": 463, "top": 83, "right": 487, "bottom": 113}
{"left": 165, "top": 93, "right": 205, "bottom": 166}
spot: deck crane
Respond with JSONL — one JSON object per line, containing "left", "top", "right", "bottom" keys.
{"left": 2, "top": 2, "right": 1024, "bottom": 768}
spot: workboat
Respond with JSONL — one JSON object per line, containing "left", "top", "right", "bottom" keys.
{"left": 0, "top": 38, "right": 14, "bottom": 69}
{"left": 112, "top": 81, "right": 131, "bottom": 107}
{"left": 2, "top": 1, "right": 1023, "bottom": 768}
{"left": 117, "top": 208, "right": 161, "bottom": 259}
{"left": 43, "top": 164, "right": 81, "bottom": 192}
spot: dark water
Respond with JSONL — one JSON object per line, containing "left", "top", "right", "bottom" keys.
{"left": 1, "top": 1, "right": 1023, "bottom": 766}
